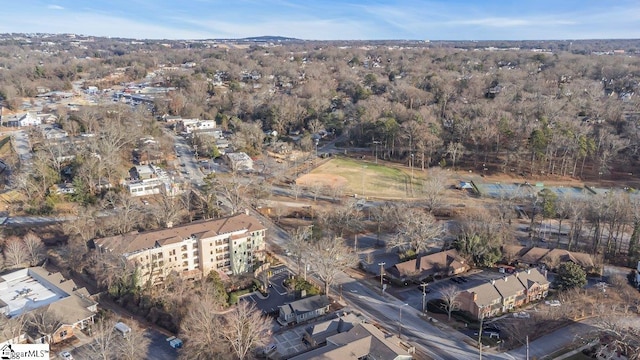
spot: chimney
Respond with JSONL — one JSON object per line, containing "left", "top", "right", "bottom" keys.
{"left": 527, "top": 269, "right": 531, "bottom": 275}
{"left": 244, "top": 208, "right": 250, "bottom": 215}
{"left": 491, "top": 279, "right": 495, "bottom": 285}
{"left": 503, "top": 276, "right": 508, "bottom": 282}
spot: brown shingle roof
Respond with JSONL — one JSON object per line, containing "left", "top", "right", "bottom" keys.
{"left": 541, "top": 249, "right": 594, "bottom": 268}
{"left": 93, "top": 213, "right": 265, "bottom": 255}
{"left": 518, "top": 247, "right": 551, "bottom": 264}
{"left": 392, "top": 249, "right": 467, "bottom": 278}
{"left": 465, "top": 282, "right": 502, "bottom": 307}
{"left": 516, "top": 268, "right": 550, "bottom": 290}
{"left": 290, "top": 323, "right": 410, "bottom": 360}
{"left": 492, "top": 275, "right": 525, "bottom": 298}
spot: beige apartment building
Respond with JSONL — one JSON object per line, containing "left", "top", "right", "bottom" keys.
{"left": 93, "top": 212, "right": 267, "bottom": 285}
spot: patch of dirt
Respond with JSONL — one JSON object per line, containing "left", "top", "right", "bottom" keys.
{"left": 295, "top": 173, "right": 348, "bottom": 188}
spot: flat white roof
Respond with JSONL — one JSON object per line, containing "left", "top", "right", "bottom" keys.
{"left": 0, "top": 269, "right": 67, "bottom": 317}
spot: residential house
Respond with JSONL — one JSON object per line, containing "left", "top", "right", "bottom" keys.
{"left": 289, "top": 323, "right": 412, "bottom": 360}
{"left": 388, "top": 249, "right": 469, "bottom": 282}
{"left": 40, "top": 126, "right": 68, "bottom": 140}
{"left": 278, "top": 295, "right": 331, "bottom": 326}
{"left": 457, "top": 281, "right": 503, "bottom": 320}
{"left": 93, "top": 212, "right": 267, "bottom": 284}
{"left": 176, "top": 119, "right": 216, "bottom": 134}
{"left": 516, "top": 247, "right": 550, "bottom": 266}
{"left": 457, "top": 268, "right": 549, "bottom": 320}
{"left": 516, "top": 268, "right": 550, "bottom": 303}
{"left": 225, "top": 152, "right": 254, "bottom": 172}
{"left": 492, "top": 275, "right": 527, "bottom": 312}
{"left": 302, "top": 313, "right": 361, "bottom": 347}
{"left": 8, "top": 113, "right": 42, "bottom": 127}
{"left": 539, "top": 249, "right": 595, "bottom": 271}
{"left": 0, "top": 267, "right": 97, "bottom": 346}
{"left": 508, "top": 246, "right": 595, "bottom": 271}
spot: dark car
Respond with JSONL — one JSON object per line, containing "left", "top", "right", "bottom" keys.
{"left": 450, "top": 277, "right": 462, "bottom": 284}
{"left": 458, "top": 277, "right": 469, "bottom": 283}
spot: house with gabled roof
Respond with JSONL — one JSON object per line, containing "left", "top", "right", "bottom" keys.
{"left": 457, "top": 268, "right": 549, "bottom": 320}
{"left": 388, "top": 249, "right": 469, "bottom": 282}
{"left": 290, "top": 322, "right": 412, "bottom": 360}
{"left": 457, "top": 281, "right": 503, "bottom": 319}
{"left": 0, "top": 267, "right": 97, "bottom": 346}
{"left": 278, "top": 295, "right": 331, "bottom": 326}
{"left": 516, "top": 268, "right": 549, "bottom": 302}
{"left": 492, "top": 274, "right": 527, "bottom": 312}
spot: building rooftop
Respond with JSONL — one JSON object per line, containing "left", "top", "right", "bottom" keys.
{"left": 290, "top": 323, "right": 412, "bottom": 360}
{"left": 280, "top": 295, "right": 330, "bottom": 318}
{"left": 0, "top": 268, "right": 68, "bottom": 318}
{"left": 93, "top": 213, "right": 266, "bottom": 256}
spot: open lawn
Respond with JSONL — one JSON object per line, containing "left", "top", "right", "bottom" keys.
{"left": 297, "top": 157, "right": 422, "bottom": 199}
{"left": 0, "top": 135, "right": 12, "bottom": 157}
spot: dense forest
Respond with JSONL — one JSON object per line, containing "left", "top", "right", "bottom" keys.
{"left": 1, "top": 34, "right": 638, "bottom": 183}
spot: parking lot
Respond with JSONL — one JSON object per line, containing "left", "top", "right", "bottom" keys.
{"left": 242, "top": 265, "right": 296, "bottom": 316}
{"left": 271, "top": 326, "right": 311, "bottom": 358}
{"left": 392, "top": 269, "right": 510, "bottom": 311}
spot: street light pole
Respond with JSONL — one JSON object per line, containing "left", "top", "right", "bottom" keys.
{"left": 398, "top": 303, "right": 408, "bottom": 338}
{"left": 378, "top": 262, "right": 386, "bottom": 293}
{"left": 361, "top": 165, "right": 367, "bottom": 198}
{"left": 420, "top": 282, "right": 428, "bottom": 315}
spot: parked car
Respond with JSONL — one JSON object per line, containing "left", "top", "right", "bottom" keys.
{"left": 545, "top": 300, "right": 561, "bottom": 307}
{"left": 59, "top": 352, "right": 73, "bottom": 360}
{"left": 513, "top": 312, "right": 530, "bottom": 319}
{"left": 458, "top": 276, "right": 469, "bottom": 283}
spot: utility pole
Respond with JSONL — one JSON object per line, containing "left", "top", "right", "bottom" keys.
{"left": 420, "top": 282, "right": 428, "bottom": 315}
{"left": 398, "top": 303, "right": 408, "bottom": 338}
{"left": 478, "top": 314, "right": 484, "bottom": 360}
{"left": 378, "top": 262, "right": 386, "bottom": 293}
{"left": 354, "top": 234, "right": 358, "bottom": 252}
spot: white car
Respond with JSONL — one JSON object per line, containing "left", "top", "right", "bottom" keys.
{"left": 59, "top": 351, "right": 73, "bottom": 360}
{"left": 545, "top": 300, "right": 561, "bottom": 307}
{"left": 513, "top": 311, "right": 530, "bottom": 318}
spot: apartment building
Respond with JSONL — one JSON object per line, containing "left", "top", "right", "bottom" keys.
{"left": 93, "top": 212, "right": 267, "bottom": 285}
{"left": 457, "top": 268, "right": 550, "bottom": 320}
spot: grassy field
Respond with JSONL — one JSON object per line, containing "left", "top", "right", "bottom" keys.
{"left": 0, "top": 135, "right": 12, "bottom": 157}
{"left": 309, "top": 157, "right": 422, "bottom": 199}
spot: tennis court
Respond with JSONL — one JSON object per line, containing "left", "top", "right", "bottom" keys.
{"left": 475, "top": 182, "right": 535, "bottom": 198}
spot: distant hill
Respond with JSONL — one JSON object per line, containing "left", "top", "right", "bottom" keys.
{"left": 237, "top": 36, "right": 301, "bottom": 42}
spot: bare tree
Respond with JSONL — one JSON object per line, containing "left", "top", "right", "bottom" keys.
{"left": 389, "top": 208, "right": 443, "bottom": 253}
{"left": 421, "top": 168, "right": 449, "bottom": 213}
{"left": 591, "top": 315, "right": 640, "bottom": 360}
{"left": 179, "top": 292, "right": 227, "bottom": 360}
{"left": 219, "top": 301, "right": 272, "bottom": 360}
{"left": 308, "top": 236, "right": 359, "bottom": 296}
{"left": 26, "top": 309, "right": 62, "bottom": 344}
{"left": 215, "top": 172, "right": 251, "bottom": 214}
{"left": 22, "top": 232, "right": 45, "bottom": 266}
{"left": 117, "top": 322, "right": 151, "bottom": 360}
{"left": 4, "top": 237, "right": 28, "bottom": 269}
{"left": 90, "top": 318, "right": 120, "bottom": 360}
{"left": 286, "top": 226, "right": 312, "bottom": 279}
{"left": 440, "top": 285, "right": 461, "bottom": 321}
{"left": 446, "top": 142, "right": 465, "bottom": 170}
{"left": 150, "top": 192, "right": 186, "bottom": 228}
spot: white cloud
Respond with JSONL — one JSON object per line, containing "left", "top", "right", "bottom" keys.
{"left": 47, "top": 5, "right": 64, "bottom": 10}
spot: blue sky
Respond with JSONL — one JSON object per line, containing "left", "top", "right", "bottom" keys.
{"left": 2, "top": 0, "right": 640, "bottom": 40}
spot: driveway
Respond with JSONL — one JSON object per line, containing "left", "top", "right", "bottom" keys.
{"left": 242, "top": 265, "right": 296, "bottom": 316}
